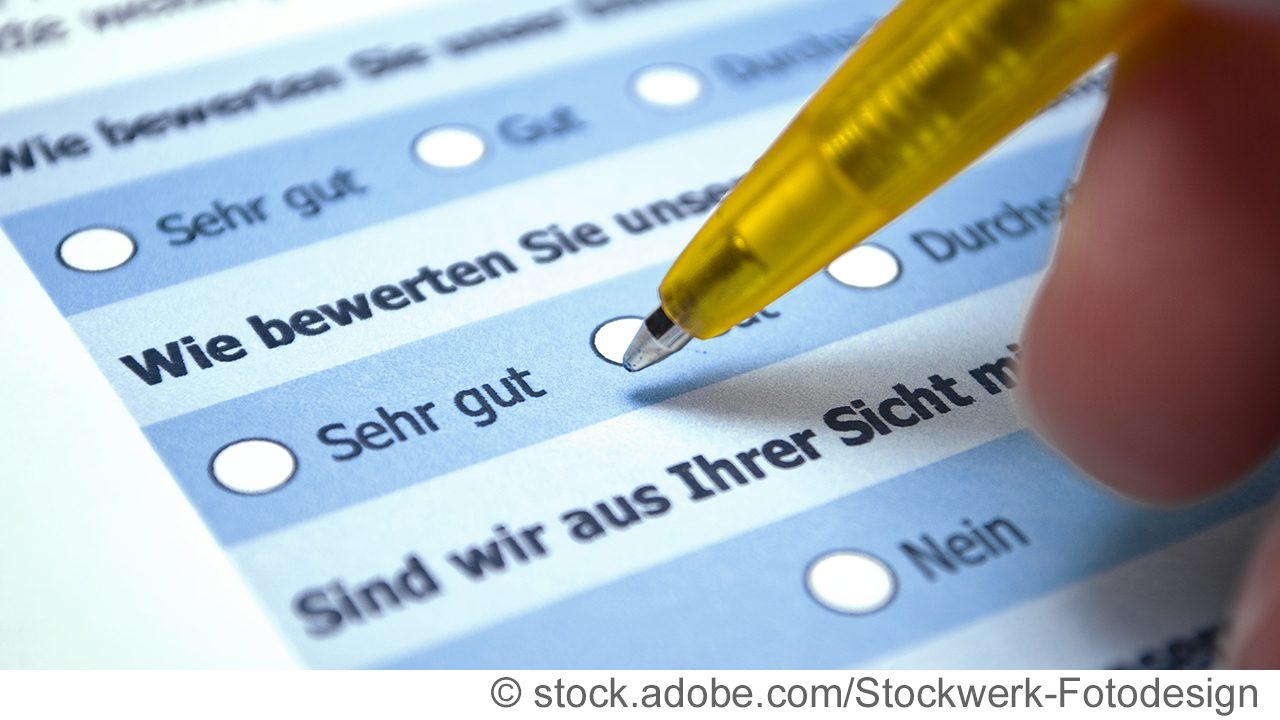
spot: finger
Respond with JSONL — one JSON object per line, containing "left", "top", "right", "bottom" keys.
{"left": 1020, "top": 4, "right": 1280, "bottom": 503}
{"left": 1226, "top": 502, "right": 1280, "bottom": 667}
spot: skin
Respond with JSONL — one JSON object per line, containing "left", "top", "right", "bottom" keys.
{"left": 1020, "top": 3, "right": 1280, "bottom": 667}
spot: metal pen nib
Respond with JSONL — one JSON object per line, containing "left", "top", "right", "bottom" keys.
{"left": 622, "top": 306, "right": 692, "bottom": 372}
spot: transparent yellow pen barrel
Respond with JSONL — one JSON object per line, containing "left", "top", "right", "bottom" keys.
{"left": 660, "top": 0, "right": 1176, "bottom": 338}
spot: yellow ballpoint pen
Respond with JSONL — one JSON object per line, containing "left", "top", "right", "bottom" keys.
{"left": 623, "top": 0, "right": 1179, "bottom": 371}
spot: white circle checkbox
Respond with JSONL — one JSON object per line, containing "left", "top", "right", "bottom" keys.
{"left": 632, "top": 65, "right": 707, "bottom": 110}
{"left": 592, "top": 316, "right": 645, "bottom": 365}
{"left": 413, "top": 125, "right": 488, "bottom": 170}
{"left": 827, "top": 243, "right": 902, "bottom": 289}
{"left": 210, "top": 438, "right": 297, "bottom": 495}
{"left": 806, "top": 550, "right": 897, "bottom": 615}
{"left": 58, "top": 227, "right": 136, "bottom": 272}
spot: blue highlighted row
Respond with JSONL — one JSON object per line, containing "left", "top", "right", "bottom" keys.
{"left": 3, "top": 0, "right": 872, "bottom": 317}
{"left": 145, "top": 133, "right": 1088, "bottom": 546}
{"left": 381, "top": 431, "right": 1280, "bottom": 668}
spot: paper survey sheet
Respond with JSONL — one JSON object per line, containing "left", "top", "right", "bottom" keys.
{"left": 1, "top": 0, "right": 1274, "bottom": 668}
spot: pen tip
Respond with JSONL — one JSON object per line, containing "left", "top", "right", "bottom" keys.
{"left": 622, "top": 306, "right": 692, "bottom": 372}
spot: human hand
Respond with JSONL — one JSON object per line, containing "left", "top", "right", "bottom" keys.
{"left": 1021, "top": 1, "right": 1280, "bottom": 667}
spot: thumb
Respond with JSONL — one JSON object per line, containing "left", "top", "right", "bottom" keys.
{"left": 1020, "top": 4, "right": 1280, "bottom": 502}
